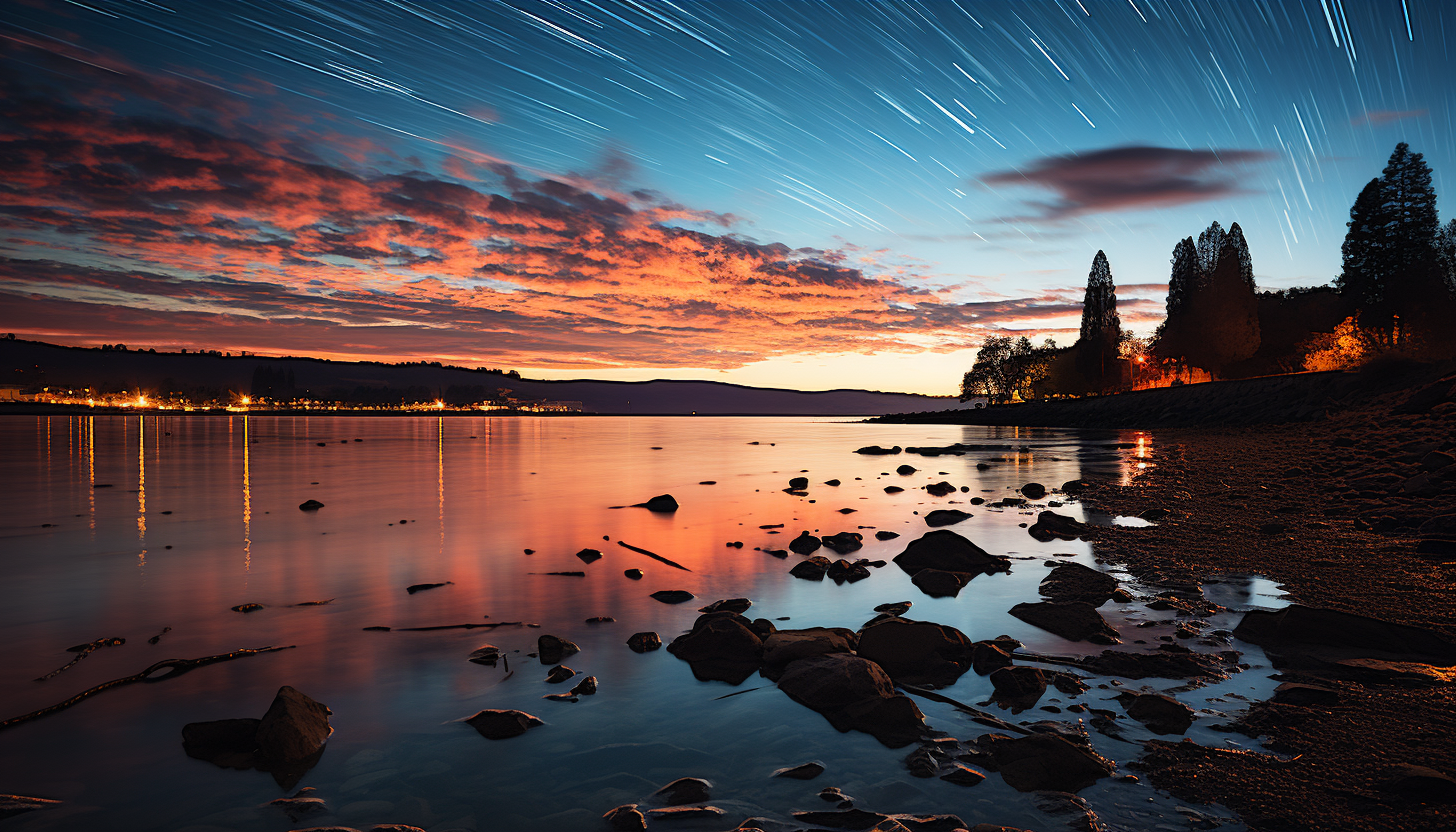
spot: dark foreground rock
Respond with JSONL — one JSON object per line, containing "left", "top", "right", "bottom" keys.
{"left": 464, "top": 709, "right": 544, "bottom": 739}
{"left": 893, "top": 530, "right": 1010, "bottom": 578}
{"left": 790, "top": 556, "right": 830, "bottom": 581}
{"left": 653, "top": 777, "right": 711, "bottom": 805}
{"left": 981, "top": 733, "right": 1116, "bottom": 792}
{"left": 650, "top": 590, "right": 695, "bottom": 604}
{"left": 1118, "top": 692, "right": 1193, "bottom": 734}
{"left": 1009, "top": 601, "right": 1120, "bottom": 644}
{"left": 776, "top": 653, "right": 926, "bottom": 747}
{"left": 627, "top": 632, "right": 662, "bottom": 652}
{"left": 666, "top": 614, "right": 764, "bottom": 684}
{"left": 633, "top": 494, "right": 679, "bottom": 512}
{"left": 182, "top": 686, "right": 333, "bottom": 788}
{"left": 923, "top": 509, "right": 972, "bottom": 527}
{"left": 0, "top": 795, "right": 62, "bottom": 820}
{"left": 855, "top": 617, "right": 973, "bottom": 688}
{"left": 773, "top": 762, "right": 826, "bottom": 780}
{"left": 762, "top": 628, "right": 857, "bottom": 669}
{"left": 1232, "top": 604, "right": 1456, "bottom": 666}
{"left": 537, "top": 634, "right": 580, "bottom": 664}
{"left": 1038, "top": 562, "right": 1119, "bottom": 606}
{"left": 911, "top": 568, "right": 971, "bottom": 598}
{"left": 789, "top": 531, "right": 822, "bottom": 555}
{"left": 603, "top": 804, "right": 647, "bottom": 831}
{"left": 1028, "top": 511, "right": 1090, "bottom": 542}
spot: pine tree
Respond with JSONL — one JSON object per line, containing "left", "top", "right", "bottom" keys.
{"left": 1166, "top": 237, "right": 1199, "bottom": 317}
{"left": 1226, "top": 222, "right": 1256, "bottom": 292}
{"left": 1378, "top": 142, "right": 1439, "bottom": 278}
{"left": 1196, "top": 220, "right": 1226, "bottom": 278}
{"left": 1336, "top": 177, "right": 1385, "bottom": 308}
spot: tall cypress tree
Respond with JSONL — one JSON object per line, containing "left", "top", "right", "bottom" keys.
{"left": 1336, "top": 177, "right": 1385, "bottom": 308}
{"left": 1196, "top": 220, "right": 1226, "bottom": 278}
{"left": 1166, "top": 236, "right": 1199, "bottom": 317}
{"left": 1226, "top": 222, "right": 1256, "bottom": 292}
{"left": 1076, "top": 250, "right": 1121, "bottom": 388}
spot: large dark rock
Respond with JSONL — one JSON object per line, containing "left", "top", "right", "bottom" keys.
{"left": 983, "top": 733, "right": 1115, "bottom": 792}
{"left": 911, "top": 569, "right": 970, "bottom": 598}
{"left": 1021, "top": 483, "right": 1047, "bottom": 500}
{"left": 924, "top": 509, "right": 971, "bottom": 527}
{"left": 896, "top": 464, "right": 918, "bottom": 475}
{"left": 255, "top": 686, "right": 333, "bottom": 768}
{"left": 1118, "top": 692, "right": 1193, "bottom": 735}
{"left": 789, "top": 532, "right": 822, "bottom": 555}
{"left": 537, "top": 634, "right": 580, "bottom": 664}
{"left": 1038, "top": 563, "right": 1119, "bottom": 607}
{"left": 972, "top": 641, "right": 1015, "bottom": 675}
{"left": 464, "top": 709, "right": 544, "bottom": 739}
{"left": 1009, "top": 601, "right": 1120, "bottom": 644}
{"left": 631, "top": 494, "right": 678, "bottom": 512}
{"left": 1028, "top": 511, "right": 1090, "bottom": 542}
{"left": 1233, "top": 604, "right": 1456, "bottom": 665}
{"left": 603, "top": 804, "right": 647, "bottom": 831}
{"left": 788, "top": 476, "right": 809, "bottom": 490}
{"left": 575, "top": 548, "right": 602, "bottom": 564}
{"left": 627, "top": 632, "right": 662, "bottom": 652}
{"left": 776, "top": 653, "right": 926, "bottom": 748}
{"left": 923, "top": 481, "right": 957, "bottom": 497}
{"left": 893, "top": 530, "right": 1010, "bottom": 577}
{"left": 666, "top": 615, "right": 764, "bottom": 684}
{"left": 821, "top": 532, "right": 864, "bottom": 555}
{"left": 654, "top": 777, "right": 711, "bottom": 805}
{"left": 790, "top": 556, "right": 831, "bottom": 581}
{"left": 650, "top": 590, "right": 695, "bottom": 604}
{"left": 826, "top": 558, "right": 870, "bottom": 584}
{"left": 762, "top": 628, "right": 857, "bottom": 667}
{"left": 990, "top": 666, "right": 1046, "bottom": 706}
{"left": 856, "top": 617, "right": 973, "bottom": 688}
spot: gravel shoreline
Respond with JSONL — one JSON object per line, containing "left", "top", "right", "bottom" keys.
{"left": 1070, "top": 364, "right": 1456, "bottom": 831}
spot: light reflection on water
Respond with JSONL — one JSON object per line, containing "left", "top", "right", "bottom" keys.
{"left": 0, "top": 416, "right": 1269, "bottom": 831}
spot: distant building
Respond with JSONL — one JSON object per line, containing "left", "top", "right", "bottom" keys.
{"left": 0, "top": 383, "right": 28, "bottom": 401}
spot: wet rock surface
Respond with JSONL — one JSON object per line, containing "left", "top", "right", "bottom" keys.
{"left": 893, "top": 530, "right": 1011, "bottom": 578}
{"left": 666, "top": 614, "right": 764, "bottom": 684}
{"left": 182, "top": 686, "right": 333, "bottom": 788}
{"left": 855, "top": 617, "right": 974, "bottom": 688}
{"left": 1037, "top": 562, "right": 1119, "bottom": 606}
{"left": 1008, "top": 601, "right": 1120, "bottom": 644}
{"left": 776, "top": 653, "right": 926, "bottom": 747}
{"left": 463, "top": 709, "right": 544, "bottom": 740}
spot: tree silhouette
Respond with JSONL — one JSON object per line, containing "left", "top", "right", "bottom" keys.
{"left": 1336, "top": 178, "right": 1385, "bottom": 308}
{"left": 1182, "top": 241, "right": 1261, "bottom": 375}
{"left": 1226, "top": 222, "right": 1256, "bottom": 292}
{"left": 961, "top": 335, "right": 1053, "bottom": 403}
{"left": 1074, "top": 250, "right": 1121, "bottom": 389}
{"left": 1196, "top": 220, "right": 1226, "bottom": 277}
{"left": 1437, "top": 219, "right": 1456, "bottom": 294}
{"left": 1379, "top": 142, "right": 1439, "bottom": 278}
{"left": 1165, "top": 236, "right": 1199, "bottom": 317}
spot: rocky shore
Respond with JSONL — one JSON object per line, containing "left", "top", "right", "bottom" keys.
{"left": 1062, "top": 362, "right": 1456, "bottom": 831}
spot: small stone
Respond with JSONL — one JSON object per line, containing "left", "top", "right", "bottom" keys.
{"left": 298, "top": 499, "right": 324, "bottom": 511}
{"left": 627, "top": 632, "right": 662, "bottom": 652}
{"left": 624, "top": 568, "right": 643, "bottom": 579}
{"left": 463, "top": 709, "right": 544, "bottom": 739}
{"left": 654, "top": 777, "right": 711, "bottom": 805}
{"left": 772, "top": 762, "right": 825, "bottom": 780}
{"left": 544, "top": 665, "right": 576, "bottom": 684}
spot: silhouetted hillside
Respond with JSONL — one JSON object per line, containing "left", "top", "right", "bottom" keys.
{"left": 0, "top": 339, "right": 961, "bottom": 416}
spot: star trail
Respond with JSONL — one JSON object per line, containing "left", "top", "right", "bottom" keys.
{"left": 1, "top": 0, "right": 1452, "bottom": 394}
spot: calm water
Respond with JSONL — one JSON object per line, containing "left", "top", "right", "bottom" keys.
{"left": 0, "top": 415, "right": 1283, "bottom": 831}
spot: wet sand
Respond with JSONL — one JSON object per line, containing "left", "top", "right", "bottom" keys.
{"left": 1071, "top": 364, "right": 1456, "bottom": 831}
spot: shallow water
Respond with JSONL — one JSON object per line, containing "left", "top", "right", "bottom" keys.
{"left": 0, "top": 415, "right": 1283, "bottom": 831}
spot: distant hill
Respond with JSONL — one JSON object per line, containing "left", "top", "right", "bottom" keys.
{"left": 0, "top": 339, "right": 963, "bottom": 416}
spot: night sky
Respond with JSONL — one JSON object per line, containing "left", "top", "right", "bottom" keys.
{"left": 1, "top": 1, "right": 1452, "bottom": 395}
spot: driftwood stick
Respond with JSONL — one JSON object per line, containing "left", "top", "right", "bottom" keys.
{"left": 34, "top": 637, "right": 126, "bottom": 682}
{"left": 616, "top": 540, "right": 692, "bottom": 571}
{"left": 900, "top": 684, "right": 1032, "bottom": 735}
{"left": 2, "top": 645, "right": 295, "bottom": 732}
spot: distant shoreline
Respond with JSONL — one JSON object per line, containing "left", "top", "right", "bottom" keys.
{"left": 0, "top": 404, "right": 880, "bottom": 418}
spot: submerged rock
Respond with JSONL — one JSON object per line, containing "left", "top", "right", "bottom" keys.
{"left": 650, "top": 590, "right": 695, "bottom": 604}
{"left": 1009, "top": 601, "right": 1120, "bottom": 644}
{"left": 653, "top": 777, "right": 711, "bottom": 805}
{"left": 575, "top": 548, "right": 603, "bottom": 564}
{"left": 698, "top": 598, "right": 752, "bottom": 614}
{"left": 990, "top": 666, "right": 1047, "bottom": 706}
{"left": 1038, "top": 563, "right": 1119, "bottom": 607}
{"left": 464, "top": 709, "right": 544, "bottom": 740}
{"left": 1118, "top": 692, "right": 1193, "bottom": 735}
{"left": 545, "top": 665, "right": 577, "bottom": 683}
{"left": 875, "top": 531, "right": 901, "bottom": 541}
{"left": 623, "top": 568, "right": 644, "bottom": 580}
{"left": 924, "top": 481, "right": 957, "bottom": 497}
{"left": 776, "top": 653, "right": 926, "bottom": 747}
{"left": 923, "top": 509, "right": 971, "bottom": 527}
{"left": 405, "top": 581, "right": 452, "bottom": 594}
{"left": 911, "top": 569, "right": 970, "bottom": 598}
{"left": 854, "top": 445, "right": 902, "bottom": 455}
{"left": 772, "top": 761, "right": 826, "bottom": 780}
{"left": 1232, "top": 604, "right": 1456, "bottom": 665}
{"left": 896, "top": 464, "right": 918, "bottom": 475}
{"left": 893, "top": 530, "right": 1010, "bottom": 578}
{"left": 467, "top": 645, "right": 501, "bottom": 665}
{"left": 298, "top": 499, "right": 324, "bottom": 511}
{"left": 1028, "top": 511, "right": 1090, "bottom": 542}
{"left": 569, "top": 675, "right": 597, "bottom": 696}
{"left": 982, "top": 733, "right": 1115, "bottom": 792}
{"left": 788, "top": 477, "right": 809, "bottom": 490}
{"left": 182, "top": 686, "right": 333, "bottom": 789}
{"left": 633, "top": 494, "right": 679, "bottom": 512}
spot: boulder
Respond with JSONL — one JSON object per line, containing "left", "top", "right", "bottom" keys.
{"left": 924, "top": 510, "right": 971, "bottom": 527}
{"left": 972, "top": 641, "right": 1015, "bottom": 675}
{"left": 777, "top": 653, "right": 926, "bottom": 747}
{"left": 298, "top": 499, "right": 324, "bottom": 511}
{"left": 650, "top": 590, "right": 695, "bottom": 604}
{"left": 463, "top": 709, "right": 544, "bottom": 740}
{"left": 537, "top": 635, "right": 580, "bottom": 664}
{"left": 1038, "top": 563, "right": 1118, "bottom": 607}
{"left": 569, "top": 676, "right": 597, "bottom": 696}
{"left": 575, "top": 548, "right": 602, "bottom": 563}
{"left": 856, "top": 617, "right": 973, "bottom": 688}
{"left": 627, "top": 632, "right": 662, "bottom": 652}
{"left": 789, "top": 532, "right": 823, "bottom": 555}
{"left": 762, "top": 628, "right": 857, "bottom": 667}
{"left": 827, "top": 559, "right": 871, "bottom": 583}
{"left": 893, "top": 530, "right": 1010, "bottom": 577}
{"left": 544, "top": 665, "right": 576, "bottom": 683}
{"left": 1060, "top": 480, "right": 1095, "bottom": 495}
{"left": 911, "top": 569, "right": 969, "bottom": 598}
{"left": 1009, "top": 601, "right": 1120, "bottom": 644}
{"left": 790, "top": 556, "right": 831, "bottom": 581}
{"left": 654, "top": 777, "right": 711, "bottom": 806}
{"left": 789, "top": 477, "right": 809, "bottom": 490}
{"left": 875, "top": 601, "right": 912, "bottom": 615}
{"left": 924, "top": 482, "right": 956, "bottom": 497}
{"left": 1271, "top": 682, "right": 1340, "bottom": 707}
{"left": 255, "top": 687, "right": 333, "bottom": 769}
{"left": 990, "top": 666, "right": 1046, "bottom": 704}
{"left": 772, "top": 762, "right": 826, "bottom": 780}
{"left": 1028, "top": 511, "right": 1090, "bottom": 542}
{"left": 666, "top": 616, "right": 764, "bottom": 684}
{"left": 884, "top": 486, "right": 905, "bottom": 494}
{"left": 896, "top": 465, "right": 918, "bottom": 475}
{"left": 1118, "top": 692, "right": 1192, "bottom": 734}
{"left": 1232, "top": 604, "right": 1456, "bottom": 665}
{"left": 1021, "top": 483, "right": 1046, "bottom": 500}
{"left": 821, "top": 532, "right": 864, "bottom": 555}
{"left": 635, "top": 494, "right": 679, "bottom": 512}
{"left": 983, "top": 733, "right": 1115, "bottom": 792}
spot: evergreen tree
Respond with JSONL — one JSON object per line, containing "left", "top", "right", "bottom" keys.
{"left": 1165, "top": 237, "right": 1199, "bottom": 317}
{"left": 1436, "top": 219, "right": 1456, "bottom": 295}
{"left": 1075, "top": 250, "right": 1122, "bottom": 389}
{"left": 1378, "top": 142, "right": 1439, "bottom": 278}
{"left": 1226, "top": 222, "right": 1256, "bottom": 292}
{"left": 1182, "top": 241, "right": 1261, "bottom": 375}
{"left": 1335, "top": 177, "right": 1385, "bottom": 308}
{"left": 1196, "top": 220, "right": 1226, "bottom": 277}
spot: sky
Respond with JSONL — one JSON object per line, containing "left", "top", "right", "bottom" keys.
{"left": 1, "top": 0, "right": 1453, "bottom": 396}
